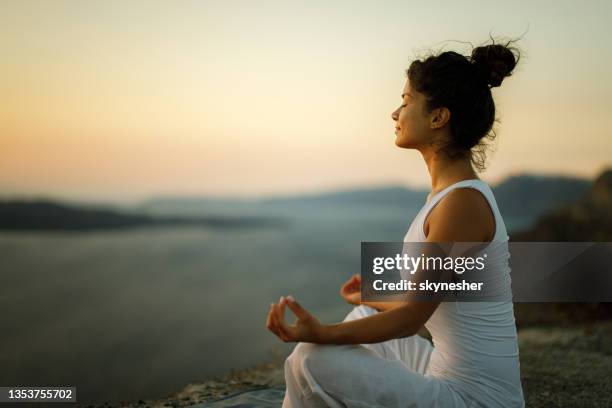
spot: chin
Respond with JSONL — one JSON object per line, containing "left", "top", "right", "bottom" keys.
{"left": 394, "top": 137, "right": 413, "bottom": 149}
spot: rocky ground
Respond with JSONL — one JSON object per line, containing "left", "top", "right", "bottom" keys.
{"left": 519, "top": 321, "right": 612, "bottom": 407}
{"left": 83, "top": 361, "right": 285, "bottom": 408}
{"left": 83, "top": 320, "right": 612, "bottom": 408}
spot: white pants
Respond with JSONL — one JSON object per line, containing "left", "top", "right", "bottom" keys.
{"left": 282, "top": 305, "right": 468, "bottom": 408}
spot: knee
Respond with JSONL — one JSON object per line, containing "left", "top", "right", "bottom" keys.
{"left": 285, "top": 342, "right": 334, "bottom": 377}
{"left": 284, "top": 343, "right": 348, "bottom": 403}
{"left": 286, "top": 342, "right": 321, "bottom": 369}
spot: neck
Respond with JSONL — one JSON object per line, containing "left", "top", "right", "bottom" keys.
{"left": 420, "top": 148, "right": 478, "bottom": 194}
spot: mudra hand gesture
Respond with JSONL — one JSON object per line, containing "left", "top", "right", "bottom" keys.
{"left": 266, "top": 295, "right": 324, "bottom": 343}
{"left": 340, "top": 273, "right": 362, "bottom": 305}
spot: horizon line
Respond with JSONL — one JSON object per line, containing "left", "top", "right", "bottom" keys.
{"left": 0, "top": 168, "right": 602, "bottom": 208}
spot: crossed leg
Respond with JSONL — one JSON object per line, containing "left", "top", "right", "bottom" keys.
{"left": 282, "top": 305, "right": 467, "bottom": 408}
{"left": 341, "top": 305, "right": 433, "bottom": 374}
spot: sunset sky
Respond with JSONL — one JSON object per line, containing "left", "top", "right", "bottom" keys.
{"left": 2, "top": 0, "right": 611, "bottom": 203}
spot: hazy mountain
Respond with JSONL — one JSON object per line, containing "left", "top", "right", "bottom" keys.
{"left": 137, "top": 186, "right": 429, "bottom": 220}
{"left": 142, "top": 174, "right": 592, "bottom": 226}
{"left": 0, "top": 200, "right": 286, "bottom": 231}
{"left": 493, "top": 174, "right": 591, "bottom": 220}
{"left": 0, "top": 173, "right": 595, "bottom": 231}
{"left": 511, "top": 169, "right": 612, "bottom": 241}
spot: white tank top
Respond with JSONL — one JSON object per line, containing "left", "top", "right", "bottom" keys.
{"left": 403, "top": 179, "right": 525, "bottom": 408}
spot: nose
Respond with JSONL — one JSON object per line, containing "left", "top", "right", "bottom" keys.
{"left": 391, "top": 107, "right": 399, "bottom": 122}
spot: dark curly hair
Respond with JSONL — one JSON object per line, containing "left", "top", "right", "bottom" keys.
{"left": 406, "top": 37, "right": 521, "bottom": 171}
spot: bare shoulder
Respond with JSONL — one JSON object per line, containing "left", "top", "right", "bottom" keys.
{"left": 426, "top": 188, "right": 496, "bottom": 242}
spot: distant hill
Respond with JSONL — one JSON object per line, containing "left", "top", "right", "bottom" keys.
{"left": 511, "top": 169, "right": 612, "bottom": 241}
{"left": 142, "top": 174, "right": 592, "bottom": 226}
{"left": 0, "top": 172, "right": 596, "bottom": 231}
{"left": 0, "top": 200, "right": 286, "bottom": 231}
{"left": 143, "top": 186, "right": 429, "bottom": 210}
{"left": 493, "top": 174, "right": 591, "bottom": 221}
{"left": 259, "top": 186, "right": 429, "bottom": 207}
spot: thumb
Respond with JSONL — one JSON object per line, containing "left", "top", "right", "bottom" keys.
{"left": 285, "top": 295, "right": 310, "bottom": 319}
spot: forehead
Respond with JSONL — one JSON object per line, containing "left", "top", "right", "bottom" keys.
{"left": 403, "top": 80, "right": 411, "bottom": 92}
{"left": 402, "top": 80, "right": 414, "bottom": 97}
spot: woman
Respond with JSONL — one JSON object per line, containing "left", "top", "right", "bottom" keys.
{"left": 266, "top": 39, "right": 524, "bottom": 408}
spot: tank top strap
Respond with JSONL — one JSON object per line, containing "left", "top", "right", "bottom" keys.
{"left": 416, "top": 179, "right": 507, "bottom": 242}
{"left": 426, "top": 179, "right": 483, "bottom": 206}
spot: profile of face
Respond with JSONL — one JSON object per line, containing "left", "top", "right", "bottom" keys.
{"left": 391, "top": 80, "right": 449, "bottom": 150}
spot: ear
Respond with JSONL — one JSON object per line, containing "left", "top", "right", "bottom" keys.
{"left": 430, "top": 107, "right": 451, "bottom": 129}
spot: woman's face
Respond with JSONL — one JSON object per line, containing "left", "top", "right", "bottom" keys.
{"left": 391, "top": 80, "right": 433, "bottom": 149}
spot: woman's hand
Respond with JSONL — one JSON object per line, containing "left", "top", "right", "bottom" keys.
{"left": 266, "top": 295, "right": 325, "bottom": 343}
{"left": 340, "top": 274, "right": 361, "bottom": 305}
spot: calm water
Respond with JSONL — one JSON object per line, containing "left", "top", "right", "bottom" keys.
{"left": 1, "top": 204, "right": 443, "bottom": 404}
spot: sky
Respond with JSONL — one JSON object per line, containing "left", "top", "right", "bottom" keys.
{"left": 2, "top": 0, "right": 611, "bottom": 203}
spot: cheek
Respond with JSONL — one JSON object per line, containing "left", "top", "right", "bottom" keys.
{"left": 398, "top": 110, "right": 412, "bottom": 130}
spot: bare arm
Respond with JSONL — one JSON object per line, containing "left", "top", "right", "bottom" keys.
{"left": 266, "top": 188, "right": 494, "bottom": 344}
{"left": 266, "top": 295, "right": 436, "bottom": 344}
{"left": 321, "top": 301, "right": 437, "bottom": 344}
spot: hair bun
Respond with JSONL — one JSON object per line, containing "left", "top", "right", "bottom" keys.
{"left": 470, "top": 44, "right": 518, "bottom": 88}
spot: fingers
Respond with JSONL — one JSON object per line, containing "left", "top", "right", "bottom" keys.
{"left": 348, "top": 275, "right": 360, "bottom": 287}
{"left": 266, "top": 303, "right": 281, "bottom": 338}
{"left": 285, "top": 296, "right": 310, "bottom": 320}
{"left": 276, "top": 297, "right": 289, "bottom": 332}
{"left": 266, "top": 298, "right": 293, "bottom": 342}
{"left": 266, "top": 295, "right": 308, "bottom": 343}
{"left": 340, "top": 280, "right": 351, "bottom": 295}
{"left": 278, "top": 296, "right": 286, "bottom": 322}
{"left": 342, "top": 275, "right": 361, "bottom": 292}
{"left": 275, "top": 302, "right": 292, "bottom": 342}
{"left": 266, "top": 303, "right": 273, "bottom": 330}
{"left": 342, "top": 275, "right": 361, "bottom": 291}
